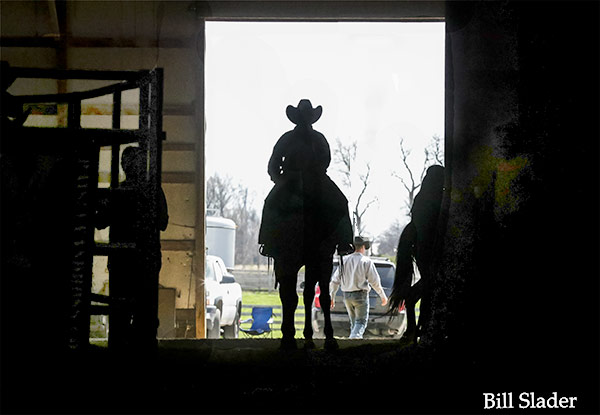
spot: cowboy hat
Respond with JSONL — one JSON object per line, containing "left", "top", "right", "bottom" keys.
{"left": 353, "top": 236, "right": 371, "bottom": 250}
{"left": 286, "top": 99, "right": 322, "bottom": 125}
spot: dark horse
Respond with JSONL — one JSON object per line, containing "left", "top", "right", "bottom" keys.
{"left": 259, "top": 99, "right": 353, "bottom": 350}
{"left": 389, "top": 165, "right": 444, "bottom": 344}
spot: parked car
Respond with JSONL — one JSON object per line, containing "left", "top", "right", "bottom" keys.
{"left": 311, "top": 257, "right": 406, "bottom": 338}
{"left": 205, "top": 255, "right": 243, "bottom": 338}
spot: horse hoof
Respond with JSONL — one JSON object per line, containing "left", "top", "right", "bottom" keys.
{"left": 279, "top": 338, "right": 297, "bottom": 351}
{"left": 398, "top": 333, "right": 416, "bottom": 348}
{"left": 324, "top": 338, "right": 339, "bottom": 351}
{"left": 303, "top": 339, "right": 316, "bottom": 350}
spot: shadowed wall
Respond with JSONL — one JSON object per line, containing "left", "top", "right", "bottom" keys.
{"left": 421, "top": 2, "right": 599, "bottom": 412}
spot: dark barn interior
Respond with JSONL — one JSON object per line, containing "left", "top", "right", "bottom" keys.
{"left": 1, "top": 1, "right": 599, "bottom": 414}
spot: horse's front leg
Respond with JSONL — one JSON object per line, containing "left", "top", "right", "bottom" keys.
{"left": 275, "top": 261, "right": 299, "bottom": 350}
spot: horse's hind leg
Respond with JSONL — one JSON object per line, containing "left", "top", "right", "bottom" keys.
{"left": 275, "top": 260, "right": 299, "bottom": 350}
{"left": 404, "top": 298, "right": 417, "bottom": 341}
{"left": 403, "top": 281, "right": 424, "bottom": 343}
{"left": 416, "top": 286, "right": 432, "bottom": 339}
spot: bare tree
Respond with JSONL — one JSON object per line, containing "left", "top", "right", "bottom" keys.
{"left": 333, "top": 138, "right": 377, "bottom": 236}
{"left": 333, "top": 139, "right": 357, "bottom": 188}
{"left": 206, "top": 173, "right": 237, "bottom": 217}
{"left": 206, "top": 173, "right": 265, "bottom": 266}
{"left": 393, "top": 135, "right": 444, "bottom": 214}
{"left": 375, "top": 219, "right": 406, "bottom": 257}
{"left": 228, "top": 188, "right": 263, "bottom": 266}
{"left": 426, "top": 134, "right": 444, "bottom": 166}
{"left": 392, "top": 138, "right": 421, "bottom": 212}
{"left": 354, "top": 164, "right": 378, "bottom": 235}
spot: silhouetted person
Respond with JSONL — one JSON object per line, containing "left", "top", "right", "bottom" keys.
{"left": 330, "top": 236, "right": 388, "bottom": 339}
{"left": 389, "top": 165, "right": 444, "bottom": 344}
{"left": 259, "top": 99, "right": 353, "bottom": 350}
{"left": 96, "top": 146, "right": 168, "bottom": 350}
{"left": 1, "top": 62, "right": 74, "bottom": 350}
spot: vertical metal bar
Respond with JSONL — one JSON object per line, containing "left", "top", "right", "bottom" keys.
{"left": 111, "top": 91, "right": 122, "bottom": 188}
{"left": 148, "top": 71, "right": 159, "bottom": 187}
{"left": 194, "top": 21, "right": 207, "bottom": 339}
{"left": 69, "top": 144, "right": 97, "bottom": 350}
{"left": 67, "top": 100, "right": 81, "bottom": 129}
{"left": 154, "top": 68, "right": 164, "bottom": 188}
{"left": 148, "top": 69, "right": 163, "bottom": 346}
{"left": 139, "top": 77, "right": 150, "bottom": 140}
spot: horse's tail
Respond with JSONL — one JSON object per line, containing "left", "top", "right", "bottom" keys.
{"left": 388, "top": 221, "right": 417, "bottom": 314}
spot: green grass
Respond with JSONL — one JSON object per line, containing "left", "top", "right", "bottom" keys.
{"left": 240, "top": 290, "right": 307, "bottom": 339}
{"left": 241, "top": 290, "right": 304, "bottom": 307}
{"left": 90, "top": 291, "right": 419, "bottom": 342}
{"left": 240, "top": 290, "right": 420, "bottom": 339}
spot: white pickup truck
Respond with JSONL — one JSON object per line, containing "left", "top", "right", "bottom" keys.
{"left": 205, "top": 255, "right": 243, "bottom": 338}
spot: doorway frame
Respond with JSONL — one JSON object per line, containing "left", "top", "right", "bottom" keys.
{"left": 194, "top": 1, "right": 446, "bottom": 338}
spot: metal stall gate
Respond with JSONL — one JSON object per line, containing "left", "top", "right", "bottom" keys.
{"left": 1, "top": 65, "right": 165, "bottom": 350}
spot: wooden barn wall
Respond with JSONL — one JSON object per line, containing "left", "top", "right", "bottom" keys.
{"left": 1, "top": 1, "right": 202, "bottom": 311}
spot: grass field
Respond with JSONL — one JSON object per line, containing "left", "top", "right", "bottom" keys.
{"left": 240, "top": 290, "right": 307, "bottom": 338}
{"left": 241, "top": 290, "right": 304, "bottom": 306}
{"left": 91, "top": 290, "right": 417, "bottom": 342}
{"left": 240, "top": 290, "right": 419, "bottom": 339}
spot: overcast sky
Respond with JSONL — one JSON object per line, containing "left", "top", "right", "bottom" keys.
{"left": 205, "top": 21, "right": 444, "bottom": 239}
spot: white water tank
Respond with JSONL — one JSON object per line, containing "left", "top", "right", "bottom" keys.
{"left": 206, "top": 216, "right": 236, "bottom": 270}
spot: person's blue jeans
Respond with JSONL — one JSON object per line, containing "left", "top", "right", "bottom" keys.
{"left": 343, "top": 290, "right": 369, "bottom": 339}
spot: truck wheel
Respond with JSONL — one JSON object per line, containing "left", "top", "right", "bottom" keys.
{"left": 207, "top": 309, "right": 221, "bottom": 339}
{"left": 223, "top": 308, "right": 240, "bottom": 339}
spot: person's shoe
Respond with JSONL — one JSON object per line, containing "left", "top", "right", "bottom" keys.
{"left": 324, "top": 338, "right": 339, "bottom": 351}
{"left": 279, "top": 337, "right": 297, "bottom": 351}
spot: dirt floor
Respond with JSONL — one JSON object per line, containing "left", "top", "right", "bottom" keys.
{"left": 0, "top": 338, "right": 498, "bottom": 414}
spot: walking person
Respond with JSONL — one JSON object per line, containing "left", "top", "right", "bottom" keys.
{"left": 330, "top": 236, "right": 388, "bottom": 339}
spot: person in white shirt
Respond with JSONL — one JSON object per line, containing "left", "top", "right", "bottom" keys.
{"left": 330, "top": 236, "right": 388, "bottom": 339}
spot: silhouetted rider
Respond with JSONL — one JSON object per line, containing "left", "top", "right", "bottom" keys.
{"left": 259, "top": 99, "right": 353, "bottom": 350}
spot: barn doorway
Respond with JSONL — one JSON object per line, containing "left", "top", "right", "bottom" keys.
{"left": 203, "top": 21, "right": 445, "bottom": 340}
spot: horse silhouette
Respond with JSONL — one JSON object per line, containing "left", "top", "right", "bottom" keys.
{"left": 259, "top": 99, "right": 353, "bottom": 350}
{"left": 389, "top": 165, "right": 444, "bottom": 344}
